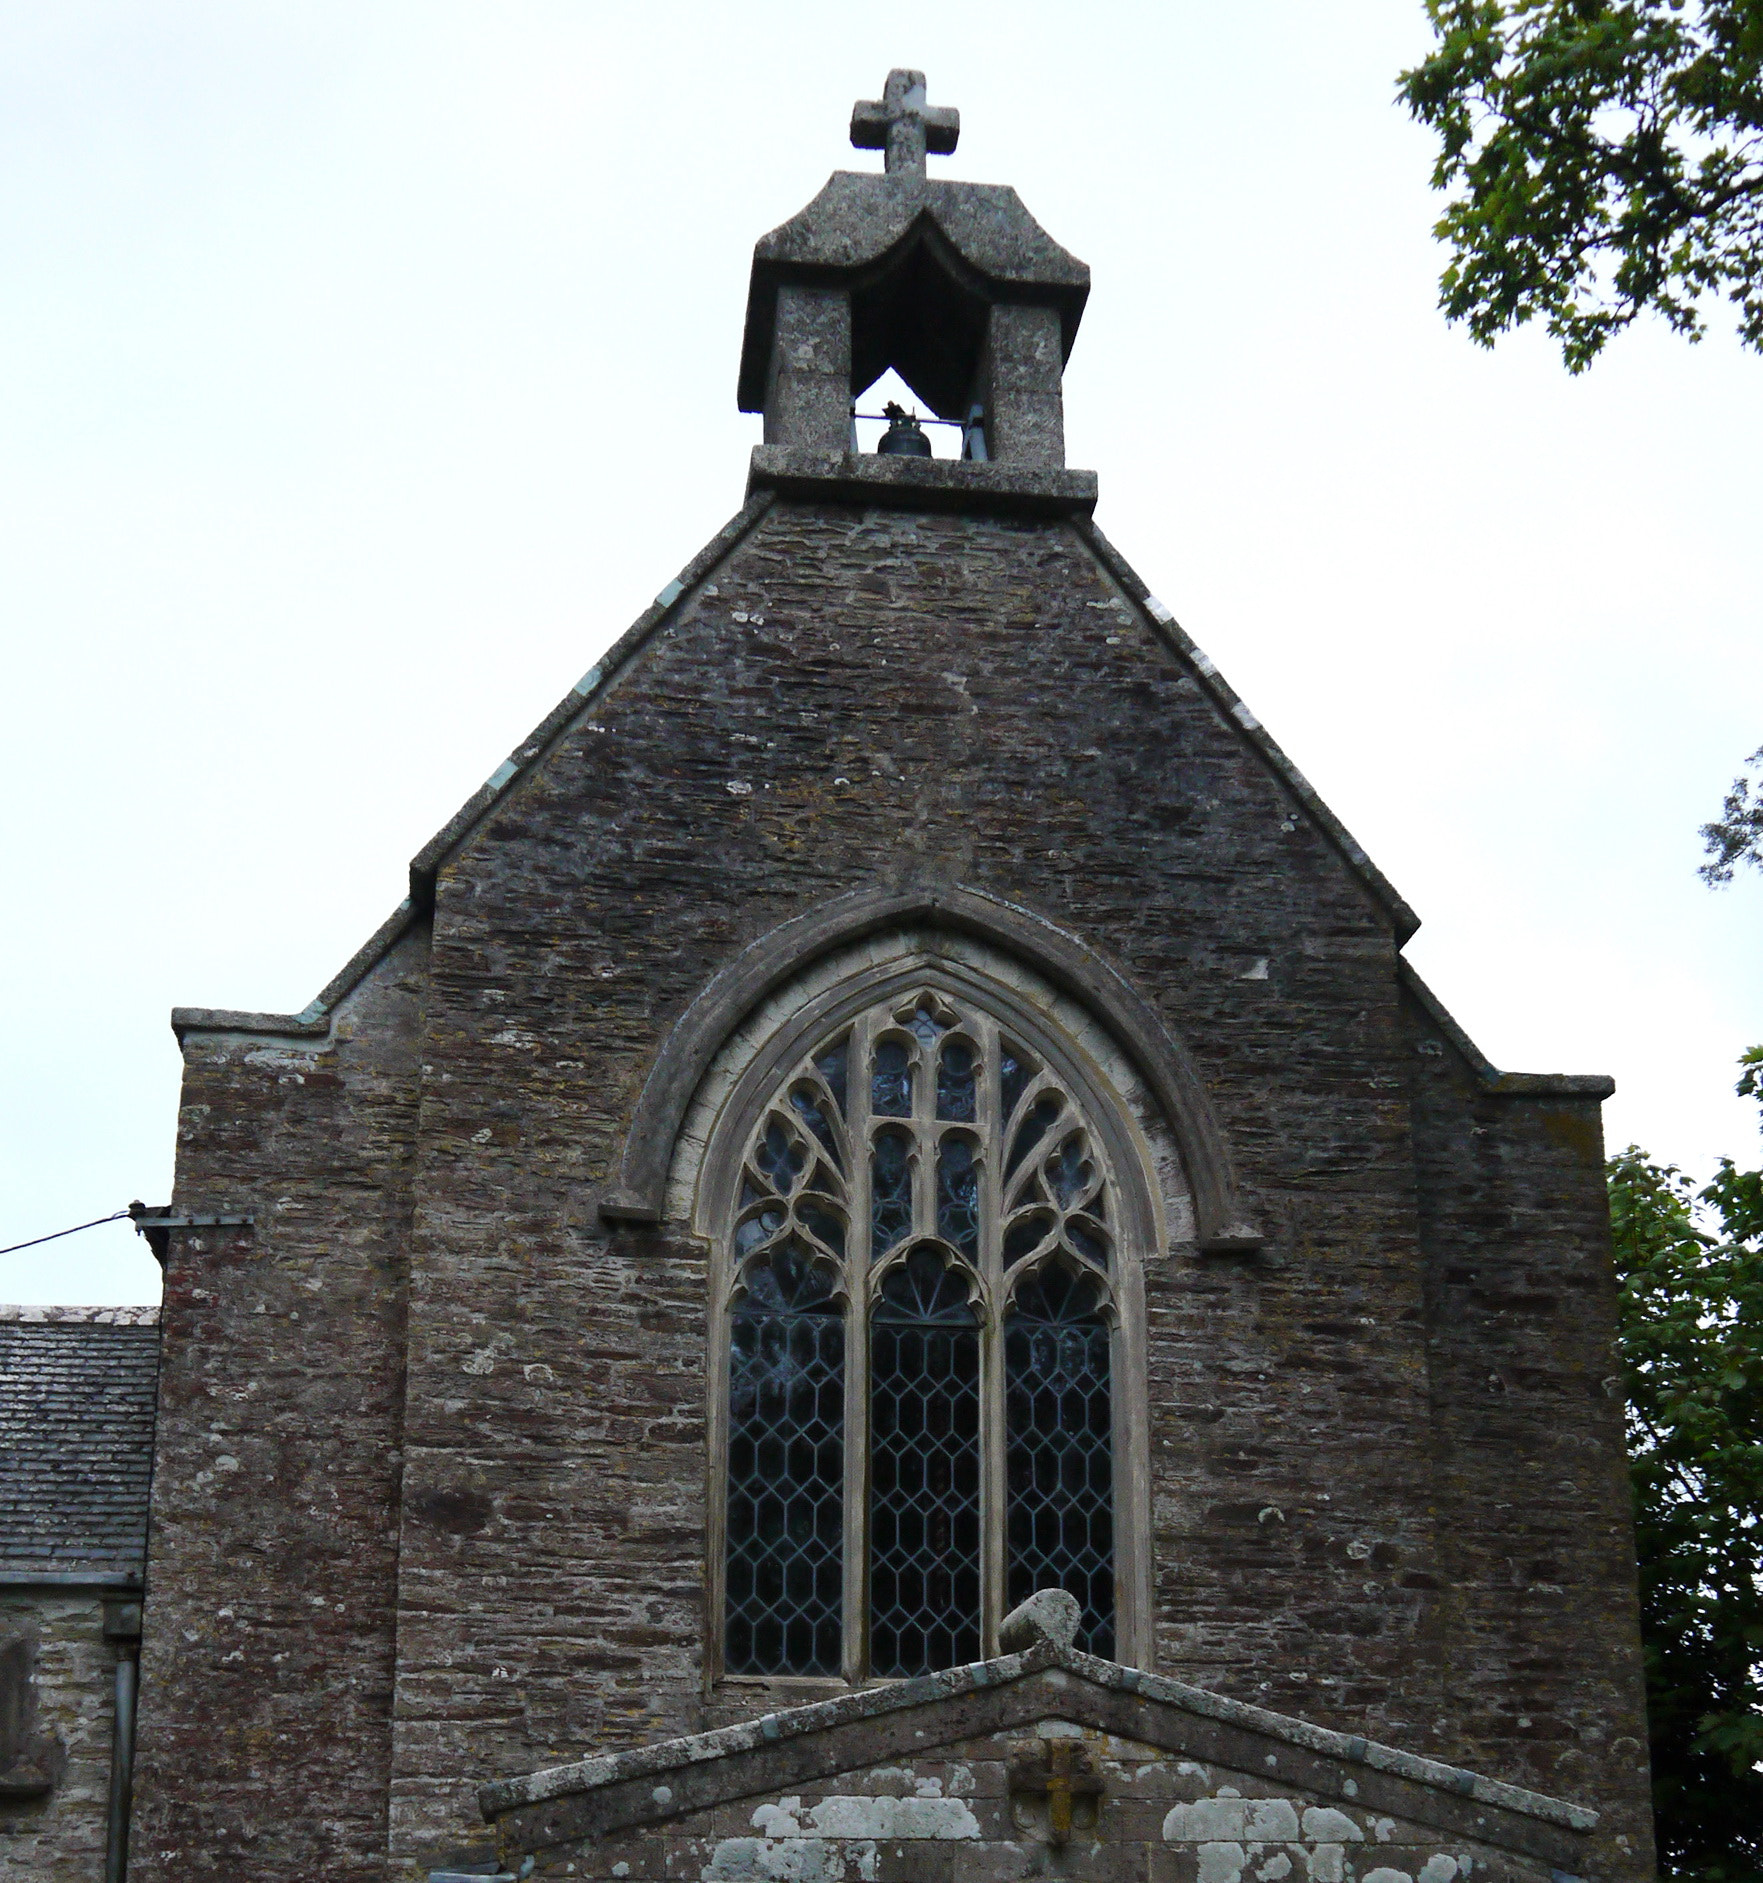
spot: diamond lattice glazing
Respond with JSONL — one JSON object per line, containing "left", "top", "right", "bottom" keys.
{"left": 869, "top": 1247, "right": 982, "bottom": 1675}
{"left": 725, "top": 1244, "right": 845, "bottom": 1675}
{"left": 1004, "top": 1263, "right": 1114, "bottom": 1658}
{"left": 723, "top": 984, "right": 1121, "bottom": 1677}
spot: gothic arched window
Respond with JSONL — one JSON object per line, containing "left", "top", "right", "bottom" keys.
{"left": 718, "top": 983, "right": 1130, "bottom": 1683}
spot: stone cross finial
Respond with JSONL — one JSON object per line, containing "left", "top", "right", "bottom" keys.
{"left": 850, "top": 68, "right": 959, "bottom": 177}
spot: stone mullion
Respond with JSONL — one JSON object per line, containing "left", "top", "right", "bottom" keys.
{"left": 978, "top": 1012, "right": 1007, "bottom": 1656}
{"left": 842, "top": 1012, "right": 876, "bottom": 1685}
{"left": 910, "top": 1024, "right": 936, "bottom": 1243}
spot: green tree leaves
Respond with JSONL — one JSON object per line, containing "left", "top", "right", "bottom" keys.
{"left": 1701, "top": 748, "right": 1763, "bottom": 884}
{"left": 1610, "top": 1111, "right": 1763, "bottom": 1876}
{"left": 1401, "top": 2, "right": 1763, "bottom": 369}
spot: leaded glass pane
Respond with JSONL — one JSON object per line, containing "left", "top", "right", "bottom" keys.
{"left": 871, "top": 1038, "right": 913, "bottom": 1116}
{"left": 870, "top": 1247, "right": 982, "bottom": 1675}
{"left": 757, "top": 1117, "right": 809, "bottom": 1193}
{"left": 1004, "top": 1265, "right": 1113, "bottom": 1658}
{"left": 1007, "top": 1093, "right": 1063, "bottom": 1176}
{"left": 726, "top": 1244, "right": 845, "bottom": 1675}
{"left": 726, "top": 982, "right": 1127, "bottom": 1682}
{"left": 936, "top": 1039, "right": 977, "bottom": 1121}
{"left": 790, "top": 1081, "right": 840, "bottom": 1161}
{"left": 1047, "top": 1133, "right": 1093, "bottom": 1208}
{"left": 734, "top": 1202, "right": 785, "bottom": 1259}
{"left": 906, "top": 1001, "right": 945, "bottom": 1047}
{"left": 935, "top": 1133, "right": 980, "bottom": 1256}
{"left": 871, "top": 1126, "right": 913, "bottom": 1260}
{"left": 814, "top": 1037, "right": 850, "bottom": 1119}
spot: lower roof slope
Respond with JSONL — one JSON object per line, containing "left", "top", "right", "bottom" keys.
{"left": 0, "top": 1306, "right": 160, "bottom": 1581}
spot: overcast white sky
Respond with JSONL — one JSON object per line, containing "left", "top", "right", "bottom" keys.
{"left": 4, "top": 1, "right": 1760, "bottom": 1305}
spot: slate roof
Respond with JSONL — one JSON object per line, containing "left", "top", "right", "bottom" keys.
{"left": 0, "top": 1306, "right": 160, "bottom": 1578}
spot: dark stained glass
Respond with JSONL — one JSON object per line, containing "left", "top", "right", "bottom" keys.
{"left": 869, "top": 1247, "right": 982, "bottom": 1675}
{"left": 797, "top": 1196, "right": 847, "bottom": 1259}
{"left": 757, "top": 1118, "right": 809, "bottom": 1194}
{"left": 734, "top": 1202, "right": 785, "bottom": 1259}
{"left": 1004, "top": 1264, "right": 1114, "bottom": 1659}
{"left": 1003, "top": 1209, "right": 1055, "bottom": 1266}
{"left": 1000, "top": 1040, "right": 1035, "bottom": 1122}
{"left": 726, "top": 1244, "right": 845, "bottom": 1675}
{"left": 814, "top": 1037, "right": 850, "bottom": 1121}
{"left": 906, "top": 1001, "right": 944, "bottom": 1048}
{"left": 936, "top": 1039, "right": 977, "bottom": 1122}
{"left": 1007, "top": 1094, "right": 1064, "bottom": 1178}
{"left": 790, "top": 1082, "right": 841, "bottom": 1163}
{"left": 870, "top": 1126, "right": 913, "bottom": 1260}
{"left": 1047, "top": 1133, "right": 1094, "bottom": 1209}
{"left": 936, "top": 1134, "right": 980, "bottom": 1257}
{"left": 1065, "top": 1215, "right": 1109, "bottom": 1268}
{"left": 871, "top": 1037, "right": 913, "bottom": 1116}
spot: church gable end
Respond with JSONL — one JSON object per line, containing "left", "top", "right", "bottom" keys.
{"left": 126, "top": 67, "right": 1651, "bottom": 1883}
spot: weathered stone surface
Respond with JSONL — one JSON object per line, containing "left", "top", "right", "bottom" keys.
{"left": 849, "top": 69, "right": 960, "bottom": 177}
{"left": 0, "top": 1591, "right": 117, "bottom": 1880}
{"left": 1404, "top": 976, "right": 1654, "bottom": 1877}
{"left": 998, "top": 1589, "right": 1082, "bottom": 1654}
{"left": 129, "top": 924, "right": 428, "bottom": 1882}
{"left": 480, "top": 1650, "right": 1593, "bottom": 1882}
{"left": 738, "top": 171, "right": 1089, "bottom": 423}
{"left": 126, "top": 483, "right": 1651, "bottom": 1883}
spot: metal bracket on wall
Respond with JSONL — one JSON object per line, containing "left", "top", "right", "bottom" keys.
{"left": 127, "top": 1203, "right": 255, "bottom": 1266}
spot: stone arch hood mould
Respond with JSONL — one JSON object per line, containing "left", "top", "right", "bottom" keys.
{"left": 737, "top": 171, "right": 1091, "bottom": 415}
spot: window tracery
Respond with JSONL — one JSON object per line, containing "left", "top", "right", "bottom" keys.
{"left": 719, "top": 984, "right": 1123, "bottom": 1681}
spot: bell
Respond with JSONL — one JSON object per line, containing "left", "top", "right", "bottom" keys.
{"left": 876, "top": 401, "right": 933, "bottom": 458}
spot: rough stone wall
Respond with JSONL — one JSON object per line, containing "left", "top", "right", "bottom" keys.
{"left": 131, "top": 494, "right": 1651, "bottom": 1880}
{"left": 128, "top": 924, "right": 429, "bottom": 1883}
{"left": 1405, "top": 994, "right": 1654, "bottom": 1881}
{"left": 0, "top": 1592, "right": 114, "bottom": 1882}
{"left": 385, "top": 499, "right": 1456, "bottom": 1873}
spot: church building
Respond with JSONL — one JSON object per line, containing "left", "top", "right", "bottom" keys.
{"left": 34, "top": 70, "right": 1656, "bottom": 1883}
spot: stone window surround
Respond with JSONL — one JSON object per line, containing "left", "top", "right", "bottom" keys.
{"left": 671, "top": 921, "right": 1192, "bottom": 1688}
{"left": 606, "top": 882, "right": 1263, "bottom": 1256}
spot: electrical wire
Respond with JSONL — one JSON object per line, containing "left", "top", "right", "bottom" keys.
{"left": 0, "top": 1209, "right": 133, "bottom": 1257}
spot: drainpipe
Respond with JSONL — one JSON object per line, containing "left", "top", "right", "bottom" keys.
{"left": 102, "top": 1598, "right": 143, "bottom": 1883}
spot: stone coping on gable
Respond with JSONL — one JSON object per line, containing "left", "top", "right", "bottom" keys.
{"left": 477, "top": 1640, "right": 1597, "bottom": 1835}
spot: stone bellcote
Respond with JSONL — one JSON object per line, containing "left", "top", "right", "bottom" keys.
{"left": 738, "top": 70, "right": 1093, "bottom": 507}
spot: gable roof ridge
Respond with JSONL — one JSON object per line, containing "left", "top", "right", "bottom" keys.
{"left": 1072, "top": 519, "right": 1421, "bottom": 946}
{"left": 478, "top": 1641, "right": 1597, "bottom": 1834}
{"left": 170, "top": 493, "right": 776, "bottom": 1044}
